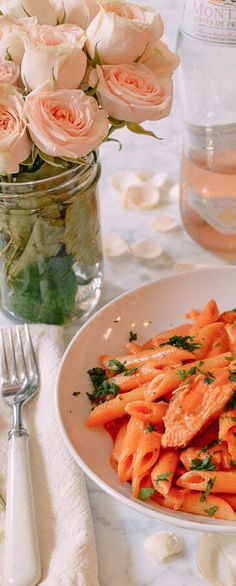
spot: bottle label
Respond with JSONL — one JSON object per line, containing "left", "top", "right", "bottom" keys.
{"left": 188, "top": 190, "right": 236, "bottom": 233}
{"left": 181, "top": 0, "right": 236, "bottom": 44}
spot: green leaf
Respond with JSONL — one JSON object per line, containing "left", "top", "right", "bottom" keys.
{"left": 124, "top": 367, "right": 138, "bottom": 376}
{"left": 105, "top": 137, "right": 122, "bottom": 150}
{"left": 11, "top": 254, "right": 77, "bottom": 325}
{"left": 190, "top": 455, "right": 217, "bottom": 471}
{"left": 91, "top": 44, "right": 103, "bottom": 67}
{"left": 85, "top": 83, "right": 99, "bottom": 97}
{"left": 144, "top": 423, "right": 157, "bottom": 433}
{"left": 160, "top": 335, "right": 201, "bottom": 352}
{"left": 9, "top": 219, "right": 64, "bottom": 278}
{"left": 138, "top": 487, "right": 155, "bottom": 501}
{"left": 154, "top": 472, "right": 171, "bottom": 484}
{"left": 108, "top": 359, "right": 126, "bottom": 374}
{"left": 126, "top": 122, "right": 162, "bottom": 141}
{"left": 199, "top": 477, "right": 216, "bottom": 502}
{"left": 178, "top": 369, "right": 187, "bottom": 381}
{"left": 204, "top": 506, "right": 219, "bottom": 517}
{"left": 37, "top": 149, "right": 68, "bottom": 169}
{"left": 5, "top": 47, "right": 13, "bottom": 61}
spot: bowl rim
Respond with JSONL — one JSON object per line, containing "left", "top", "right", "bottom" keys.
{"left": 55, "top": 266, "right": 236, "bottom": 533}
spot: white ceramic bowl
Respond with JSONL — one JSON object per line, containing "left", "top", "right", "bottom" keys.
{"left": 56, "top": 266, "right": 236, "bottom": 532}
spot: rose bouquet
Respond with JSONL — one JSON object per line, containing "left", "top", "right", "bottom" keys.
{"left": 0, "top": 0, "right": 179, "bottom": 325}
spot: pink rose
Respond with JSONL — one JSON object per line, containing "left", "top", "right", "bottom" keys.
{"left": 24, "top": 86, "right": 109, "bottom": 158}
{"left": 0, "top": 16, "right": 27, "bottom": 64}
{"left": 142, "top": 41, "right": 180, "bottom": 78}
{"left": 0, "top": 84, "right": 32, "bottom": 174}
{"left": 21, "top": 24, "right": 87, "bottom": 90}
{"left": 0, "top": 0, "right": 57, "bottom": 25}
{"left": 56, "top": 0, "right": 99, "bottom": 29}
{"left": 86, "top": 1, "right": 163, "bottom": 65}
{"left": 0, "top": 58, "right": 20, "bottom": 85}
{"left": 89, "top": 63, "right": 173, "bottom": 123}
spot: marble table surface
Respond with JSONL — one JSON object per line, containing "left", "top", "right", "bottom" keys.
{"left": 1, "top": 2, "right": 235, "bottom": 585}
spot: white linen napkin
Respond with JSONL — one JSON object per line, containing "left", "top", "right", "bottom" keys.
{"left": 0, "top": 324, "right": 99, "bottom": 586}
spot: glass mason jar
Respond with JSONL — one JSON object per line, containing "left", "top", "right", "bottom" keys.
{"left": 0, "top": 152, "right": 103, "bottom": 325}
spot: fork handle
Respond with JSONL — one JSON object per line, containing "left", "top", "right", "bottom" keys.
{"left": 5, "top": 431, "right": 41, "bottom": 586}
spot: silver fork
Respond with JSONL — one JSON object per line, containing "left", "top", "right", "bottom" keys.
{"left": 0, "top": 325, "right": 41, "bottom": 586}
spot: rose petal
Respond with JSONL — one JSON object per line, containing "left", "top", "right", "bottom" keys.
{"left": 169, "top": 183, "right": 180, "bottom": 199}
{"left": 130, "top": 239, "right": 163, "bottom": 259}
{"left": 123, "top": 183, "right": 160, "bottom": 210}
{"left": 151, "top": 173, "right": 168, "bottom": 188}
{"left": 111, "top": 171, "right": 142, "bottom": 193}
{"left": 152, "top": 215, "right": 178, "bottom": 232}
{"left": 144, "top": 532, "right": 183, "bottom": 563}
{"left": 174, "top": 262, "right": 210, "bottom": 272}
{"left": 103, "top": 234, "right": 128, "bottom": 257}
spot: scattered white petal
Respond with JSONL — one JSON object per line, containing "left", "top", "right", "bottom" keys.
{"left": 169, "top": 183, "right": 180, "bottom": 199}
{"left": 111, "top": 171, "right": 142, "bottom": 193}
{"left": 174, "top": 262, "right": 211, "bottom": 272}
{"left": 144, "top": 532, "right": 183, "bottom": 563}
{"left": 152, "top": 215, "right": 178, "bottom": 232}
{"left": 197, "top": 533, "right": 236, "bottom": 586}
{"left": 103, "top": 234, "right": 128, "bottom": 258}
{"left": 123, "top": 183, "right": 160, "bottom": 210}
{"left": 130, "top": 239, "right": 163, "bottom": 259}
{"left": 151, "top": 173, "right": 168, "bottom": 188}
{"left": 138, "top": 171, "right": 152, "bottom": 182}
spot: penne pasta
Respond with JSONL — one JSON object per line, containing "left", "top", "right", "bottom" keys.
{"left": 189, "top": 300, "right": 219, "bottom": 335}
{"left": 85, "top": 299, "right": 236, "bottom": 521}
{"left": 142, "top": 323, "right": 191, "bottom": 350}
{"left": 177, "top": 470, "right": 236, "bottom": 493}
{"left": 151, "top": 450, "right": 179, "bottom": 495}
{"left": 124, "top": 400, "right": 168, "bottom": 424}
{"left": 151, "top": 487, "right": 185, "bottom": 511}
{"left": 180, "top": 492, "right": 236, "bottom": 520}
{"left": 100, "top": 345, "right": 195, "bottom": 371}
{"left": 132, "top": 430, "right": 162, "bottom": 497}
{"left": 117, "top": 417, "right": 143, "bottom": 483}
{"left": 86, "top": 385, "right": 147, "bottom": 428}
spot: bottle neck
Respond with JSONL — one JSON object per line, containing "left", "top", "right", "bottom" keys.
{"left": 180, "top": 0, "right": 236, "bottom": 44}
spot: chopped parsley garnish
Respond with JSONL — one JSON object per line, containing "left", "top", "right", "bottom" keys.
{"left": 232, "top": 308, "right": 236, "bottom": 314}
{"left": 129, "top": 331, "right": 137, "bottom": 342}
{"left": 234, "top": 320, "right": 236, "bottom": 329}
{"left": 231, "top": 417, "right": 236, "bottom": 422}
{"left": 203, "top": 372, "right": 215, "bottom": 385}
{"left": 224, "top": 355, "right": 234, "bottom": 361}
{"left": 124, "top": 367, "right": 138, "bottom": 376}
{"left": 144, "top": 423, "right": 157, "bottom": 434}
{"left": 199, "top": 478, "right": 216, "bottom": 503}
{"left": 138, "top": 487, "right": 155, "bottom": 501}
{"left": 225, "top": 392, "right": 236, "bottom": 412}
{"left": 108, "top": 359, "right": 126, "bottom": 374}
{"left": 154, "top": 472, "right": 171, "bottom": 484}
{"left": 199, "top": 360, "right": 205, "bottom": 367}
{"left": 178, "top": 369, "right": 187, "bottom": 381}
{"left": 188, "top": 366, "right": 198, "bottom": 376}
{"left": 88, "top": 367, "right": 106, "bottom": 388}
{"left": 197, "top": 440, "right": 219, "bottom": 455}
{"left": 229, "top": 371, "right": 236, "bottom": 383}
{"left": 204, "top": 506, "right": 219, "bottom": 517}
{"left": 87, "top": 367, "right": 120, "bottom": 405}
{"left": 159, "top": 335, "right": 201, "bottom": 352}
{"left": 190, "top": 454, "right": 217, "bottom": 471}
{"left": 72, "top": 391, "right": 80, "bottom": 397}
{"left": 230, "top": 459, "right": 236, "bottom": 466}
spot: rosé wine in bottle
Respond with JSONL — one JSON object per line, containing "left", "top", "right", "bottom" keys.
{"left": 177, "top": 0, "right": 236, "bottom": 252}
